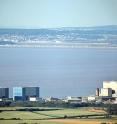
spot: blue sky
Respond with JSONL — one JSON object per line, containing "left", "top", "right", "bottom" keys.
{"left": 0, "top": 0, "right": 117, "bottom": 28}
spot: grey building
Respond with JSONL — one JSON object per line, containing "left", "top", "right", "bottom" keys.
{"left": 23, "top": 87, "right": 39, "bottom": 100}
{"left": 0, "top": 88, "right": 9, "bottom": 98}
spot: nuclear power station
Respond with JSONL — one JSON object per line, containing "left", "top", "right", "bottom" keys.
{"left": 99, "top": 81, "right": 117, "bottom": 97}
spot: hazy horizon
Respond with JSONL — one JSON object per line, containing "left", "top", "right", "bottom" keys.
{"left": 0, "top": 0, "right": 117, "bottom": 28}
{"left": 0, "top": 25, "right": 117, "bottom": 29}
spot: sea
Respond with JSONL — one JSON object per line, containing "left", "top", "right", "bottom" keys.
{"left": 0, "top": 47, "right": 117, "bottom": 98}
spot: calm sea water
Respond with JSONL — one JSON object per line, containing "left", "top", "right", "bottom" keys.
{"left": 0, "top": 47, "right": 117, "bottom": 97}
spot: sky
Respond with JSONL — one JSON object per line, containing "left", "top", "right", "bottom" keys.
{"left": 0, "top": 0, "right": 117, "bottom": 28}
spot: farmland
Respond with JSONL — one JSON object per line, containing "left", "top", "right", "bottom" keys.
{"left": 0, "top": 107, "right": 117, "bottom": 124}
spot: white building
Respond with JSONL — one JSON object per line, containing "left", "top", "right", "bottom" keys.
{"left": 64, "top": 96, "right": 82, "bottom": 103}
{"left": 45, "top": 97, "right": 60, "bottom": 102}
{"left": 88, "top": 96, "right": 96, "bottom": 102}
{"left": 82, "top": 96, "right": 88, "bottom": 103}
{"left": 100, "top": 88, "right": 112, "bottom": 97}
{"left": 29, "top": 97, "right": 37, "bottom": 101}
{"left": 103, "top": 81, "right": 117, "bottom": 97}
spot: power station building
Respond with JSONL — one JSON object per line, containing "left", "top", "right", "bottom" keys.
{"left": 100, "top": 88, "right": 112, "bottom": 97}
{"left": 13, "top": 87, "right": 23, "bottom": 101}
{"left": 0, "top": 87, "right": 9, "bottom": 99}
{"left": 13, "top": 86, "right": 40, "bottom": 101}
{"left": 100, "top": 81, "right": 117, "bottom": 97}
{"left": 95, "top": 88, "right": 99, "bottom": 96}
{"left": 23, "top": 87, "right": 39, "bottom": 101}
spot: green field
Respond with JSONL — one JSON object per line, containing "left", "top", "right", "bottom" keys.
{"left": 0, "top": 107, "right": 117, "bottom": 124}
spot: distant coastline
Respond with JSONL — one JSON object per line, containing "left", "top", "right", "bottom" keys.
{"left": 0, "top": 43, "right": 117, "bottom": 49}
{"left": 0, "top": 25, "right": 117, "bottom": 48}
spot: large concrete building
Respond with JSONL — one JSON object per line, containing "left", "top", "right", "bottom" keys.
{"left": 13, "top": 87, "right": 23, "bottom": 101}
{"left": 100, "top": 88, "right": 112, "bottom": 97}
{"left": 103, "top": 81, "right": 117, "bottom": 97}
{"left": 0, "top": 88, "right": 9, "bottom": 99}
{"left": 22, "top": 87, "right": 39, "bottom": 101}
{"left": 13, "top": 86, "right": 40, "bottom": 101}
{"left": 99, "top": 81, "right": 117, "bottom": 97}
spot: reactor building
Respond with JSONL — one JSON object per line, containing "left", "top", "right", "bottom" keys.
{"left": 0, "top": 87, "right": 9, "bottom": 99}
{"left": 13, "top": 86, "right": 40, "bottom": 101}
{"left": 100, "top": 81, "right": 117, "bottom": 97}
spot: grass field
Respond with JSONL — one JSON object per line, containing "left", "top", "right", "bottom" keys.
{"left": 0, "top": 107, "right": 117, "bottom": 124}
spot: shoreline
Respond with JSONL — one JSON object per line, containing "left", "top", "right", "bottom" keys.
{"left": 0, "top": 45, "right": 117, "bottom": 49}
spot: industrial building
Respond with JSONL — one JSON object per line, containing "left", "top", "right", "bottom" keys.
{"left": 13, "top": 87, "right": 23, "bottom": 101}
{"left": 22, "top": 87, "right": 39, "bottom": 101}
{"left": 95, "top": 88, "right": 99, "bottom": 96}
{"left": 103, "top": 81, "right": 117, "bottom": 97}
{"left": 88, "top": 96, "right": 96, "bottom": 102}
{"left": 100, "top": 88, "right": 112, "bottom": 97}
{"left": 99, "top": 81, "right": 117, "bottom": 97}
{"left": 64, "top": 96, "right": 82, "bottom": 103}
{"left": 45, "top": 97, "right": 60, "bottom": 102}
{"left": 13, "top": 86, "right": 40, "bottom": 101}
{"left": 0, "top": 87, "right": 9, "bottom": 99}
